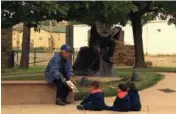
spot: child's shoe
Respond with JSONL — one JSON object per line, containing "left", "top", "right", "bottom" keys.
{"left": 77, "top": 105, "right": 85, "bottom": 110}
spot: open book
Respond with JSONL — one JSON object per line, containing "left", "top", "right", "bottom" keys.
{"left": 66, "top": 81, "right": 79, "bottom": 92}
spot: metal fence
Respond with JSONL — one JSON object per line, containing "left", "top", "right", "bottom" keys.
{"left": 14, "top": 48, "right": 79, "bottom": 67}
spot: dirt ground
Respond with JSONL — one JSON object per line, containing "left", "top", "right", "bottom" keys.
{"left": 145, "top": 55, "right": 176, "bottom": 67}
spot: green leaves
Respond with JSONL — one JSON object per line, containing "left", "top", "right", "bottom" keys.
{"left": 1, "top": 1, "right": 69, "bottom": 28}
{"left": 157, "top": 1, "right": 176, "bottom": 26}
{"left": 67, "top": 1, "right": 135, "bottom": 26}
{"left": 2, "top": 1, "right": 176, "bottom": 28}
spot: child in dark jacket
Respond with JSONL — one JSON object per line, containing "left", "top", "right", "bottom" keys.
{"left": 106, "top": 83, "right": 130, "bottom": 112}
{"left": 127, "top": 82, "right": 141, "bottom": 111}
{"left": 77, "top": 81, "right": 106, "bottom": 111}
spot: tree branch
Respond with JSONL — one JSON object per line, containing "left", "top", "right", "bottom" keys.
{"left": 139, "top": 2, "right": 153, "bottom": 15}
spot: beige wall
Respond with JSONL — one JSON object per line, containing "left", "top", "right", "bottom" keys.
{"left": 12, "top": 31, "right": 23, "bottom": 48}
{"left": 12, "top": 28, "right": 65, "bottom": 49}
{"left": 121, "top": 21, "right": 176, "bottom": 55}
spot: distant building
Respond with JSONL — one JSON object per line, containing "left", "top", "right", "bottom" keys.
{"left": 120, "top": 20, "right": 176, "bottom": 55}
{"left": 66, "top": 24, "right": 90, "bottom": 51}
{"left": 12, "top": 24, "right": 66, "bottom": 50}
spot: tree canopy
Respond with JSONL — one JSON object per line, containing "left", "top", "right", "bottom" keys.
{"left": 159, "top": 2, "right": 176, "bottom": 25}
{"left": 67, "top": 1, "right": 135, "bottom": 25}
{"left": 2, "top": 1, "right": 176, "bottom": 28}
{"left": 1, "top": 1, "right": 69, "bottom": 28}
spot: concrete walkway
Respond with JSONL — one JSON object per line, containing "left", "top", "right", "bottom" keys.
{"left": 2, "top": 73, "right": 176, "bottom": 114}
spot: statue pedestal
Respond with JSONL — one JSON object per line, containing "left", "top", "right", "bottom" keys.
{"left": 94, "top": 57, "right": 113, "bottom": 76}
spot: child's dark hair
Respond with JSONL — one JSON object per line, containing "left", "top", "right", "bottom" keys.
{"left": 91, "top": 81, "right": 100, "bottom": 88}
{"left": 118, "top": 83, "right": 128, "bottom": 92}
{"left": 126, "top": 82, "right": 136, "bottom": 90}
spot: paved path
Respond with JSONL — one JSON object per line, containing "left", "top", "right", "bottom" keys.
{"left": 2, "top": 73, "right": 176, "bottom": 114}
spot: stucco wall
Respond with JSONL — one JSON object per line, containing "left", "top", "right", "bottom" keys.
{"left": 122, "top": 21, "right": 176, "bottom": 55}
{"left": 12, "top": 28, "right": 65, "bottom": 49}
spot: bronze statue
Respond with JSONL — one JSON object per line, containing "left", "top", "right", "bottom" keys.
{"left": 73, "top": 21, "right": 122, "bottom": 76}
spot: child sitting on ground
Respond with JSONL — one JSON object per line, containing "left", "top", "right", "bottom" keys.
{"left": 106, "top": 83, "right": 130, "bottom": 112}
{"left": 127, "top": 82, "right": 141, "bottom": 111}
{"left": 77, "top": 81, "right": 106, "bottom": 111}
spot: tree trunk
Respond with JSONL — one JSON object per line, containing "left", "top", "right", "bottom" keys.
{"left": 131, "top": 13, "right": 146, "bottom": 68}
{"left": 20, "top": 24, "right": 31, "bottom": 68}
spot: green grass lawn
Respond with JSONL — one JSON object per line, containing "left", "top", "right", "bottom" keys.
{"left": 115, "top": 67, "right": 176, "bottom": 72}
{"left": 2, "top": 66, "right": 176, "bottom": 76}
{"left": 75, "top": 71, "right": 164, "bottom": 100}
{"left": 1, "top": 67, "right": 164, "bottom": 100}
{"left": 1, "top": 66, "right": 45, "bottom": 74}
